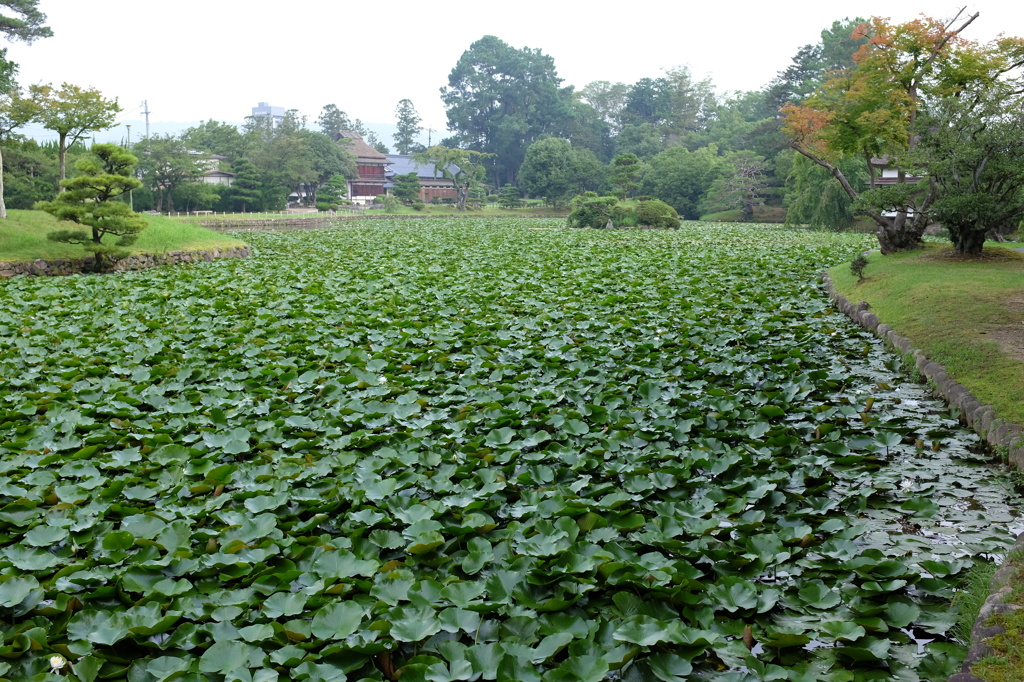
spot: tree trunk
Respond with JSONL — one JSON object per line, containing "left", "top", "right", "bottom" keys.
{"left": 59, "top": 132, "right": 68, "bottom": 186}
{"left": 951, "top": 227, "right": 986, "bottom": 256}
{"left": 742, "top": 201, "right": 754, "bottom": 222}
{"left": 0, "top": 147, "right": 6, "bottom": 219}
{"left": 876, "top": 220, "right": 926, "bottom": 254}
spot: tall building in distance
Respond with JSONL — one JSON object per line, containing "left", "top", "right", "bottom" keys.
{"left": 251, "top": 102, "right": 285, "bottom": 126}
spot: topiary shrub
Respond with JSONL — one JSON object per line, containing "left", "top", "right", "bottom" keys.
{"left": 636, "top": 198, "right": 681, "bottom": 228}
{"left": 567, "top": 193, "right": 620, "bottom": 228}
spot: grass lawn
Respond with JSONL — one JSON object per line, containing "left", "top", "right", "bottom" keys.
{"left": 0, "top": 209, "right": 247, "bottom": 263}
{"left": 829, "top": 241, "right": 1024, "bottom": 426}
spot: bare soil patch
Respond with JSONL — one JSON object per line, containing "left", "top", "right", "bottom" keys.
{"left": 988, "top": 294, "right": 1024, "bottom": 361}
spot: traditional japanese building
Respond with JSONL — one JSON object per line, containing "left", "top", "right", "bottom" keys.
{"left": 869, "top": 156, "right": 925, "bottom": 218}
{"left": 384, "top": 154, "right": 460, "bottom": 202}
{"left": 335, "top": 131, "right": 389, "bottom": 204}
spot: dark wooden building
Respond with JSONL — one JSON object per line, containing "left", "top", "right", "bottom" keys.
{"left": 336, "top": 131, "right": 389, "bottom": 204}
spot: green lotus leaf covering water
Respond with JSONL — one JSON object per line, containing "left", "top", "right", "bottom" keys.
{"left": 0, "top": 219, "right": 1018, "bottom": 681}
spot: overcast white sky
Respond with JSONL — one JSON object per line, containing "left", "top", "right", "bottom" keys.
{"left": 4, "top": 0, "right": 1022, "bottom": 144}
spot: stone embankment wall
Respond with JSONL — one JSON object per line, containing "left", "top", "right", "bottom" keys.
{"left": 822, "top": 273, "right": 1024, "bottom": 682}
{"left": 0, "top": 246, "right": 250, "bottom": 277}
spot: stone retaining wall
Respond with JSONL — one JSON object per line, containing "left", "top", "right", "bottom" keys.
{"left": 822, "top": 273, "right": 1024, "bottom": 682}
{"left": 0, "top": 245, "right": 250, "bottom": 277}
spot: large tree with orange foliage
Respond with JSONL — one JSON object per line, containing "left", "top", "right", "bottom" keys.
{"left": 779, "top": 10, "right": 1024, "bottom": 253}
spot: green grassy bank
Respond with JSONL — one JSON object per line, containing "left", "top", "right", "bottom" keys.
{"left": 829, "top": 242, "right": 1024, "bottom": 426}
{"left": 0, "top": 209, "right": 246, "bottom": 263}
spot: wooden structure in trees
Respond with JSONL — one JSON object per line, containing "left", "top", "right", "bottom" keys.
{"left": 335, "top": 131, "right": 388, "bottom": 204}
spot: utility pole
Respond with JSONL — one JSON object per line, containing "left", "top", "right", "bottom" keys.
{"left": 142, "top": 100, "right": 151, "bottom": 139}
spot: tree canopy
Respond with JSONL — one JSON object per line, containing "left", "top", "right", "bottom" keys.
{"left": 778, "top": 11, "right": 1023, "bottom": 253}
{"left": 918, "top": 65, "right": 1024, "bottom": 254}
{"left": 27, "top": 82, "right": 120, "bottom": 182}
{"left": 0, "top": 1, "right": 50, "bottom": 43}
{"left": 0, "top": 0, "right": 50, "bottom": 218}
{"left": 393, "top": 99, "right": 422, "bottom": 154}
{"left": 518, "top": 138, "right": 598, "bottom": 206}
{"left": 134, "top": 134, "right": 205, "bottom": 213}
{"left": 442, "top": 35, "right": 572, "bottom": 187}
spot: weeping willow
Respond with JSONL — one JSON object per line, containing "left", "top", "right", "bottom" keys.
{"left": 784, "top": 152, "right": 866, "bottom": 231}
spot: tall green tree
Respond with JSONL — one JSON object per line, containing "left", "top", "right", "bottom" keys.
{"left": 0, "top": 0, "right": 50, "bottom": 218}
{"left": 36, "top": 143, "right": 144, "bottom": 271}
{"left": 442, "top": 35, "right": 572, "bottom": 187}
{"left": 393, "top": 99, "right": 422, "bottom": 154}
{"left": 182, "top": 120, "right": 246, "bottom": 162}
{"left": 227, "top": 157, "right": 263, "bottom": 212}
{"left": 296, "top": 129, "right": 356, "bottom": 206}
{"left": 27, "top": 82, "right": 120, "bottom": 183}
{"left": 579, "top": 81, "right": 629, "bottom": 134}
{"left": 614, "top": 123, "right": 663, "bottom": 160}
{"left": 519, "top": 138, "right": 603, "bottom": 205}
{"left": 317, "top": 104, "right": 352, "bottom": 139}
{"left": 518, "top": 138, "right": 575, "bottom": 205}
{"left": 766, "top": 18, "right": 868, "bottom": 110}
{"left": 134, "top": 134, "right": 205, "bottom": 213}
{"left": 619, "top": 77, "right": 671, "bottom": 129}
{"left": 565, "top": 97, "right": 613, "bottom": 161}
{"left": 660, "top": 66, "right": 717, "bottom": 145}
{"left": 242, "top": 111, "right": 323, "bottom": 208}
{"left": 641, "top": 145, "right": 726, "bottom": 219}
{"left": 0, "top": 86, "right": 35, "bottom": 217}
{"left": 610, "top": 153, "right": 643, "bottom": 200}
{"left": 1, "top": 138, "right": 57, "bottom": 209}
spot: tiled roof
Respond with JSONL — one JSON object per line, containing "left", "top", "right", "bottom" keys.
{"left": 385, "top": 154, "right": 460, "bottom": 179}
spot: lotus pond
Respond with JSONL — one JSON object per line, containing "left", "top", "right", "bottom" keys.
{"left": 0, "top": 219, "right": 1020, "bottom": 682}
